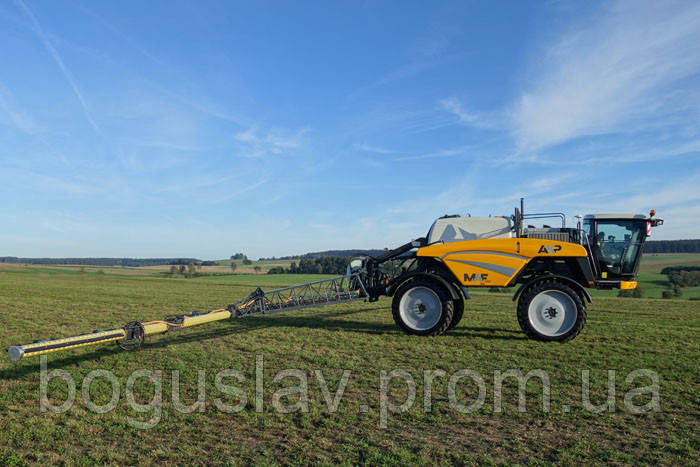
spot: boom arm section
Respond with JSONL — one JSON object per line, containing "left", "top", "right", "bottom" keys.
{"left": 229, "top": 273, "right": 367, "bottom": 316}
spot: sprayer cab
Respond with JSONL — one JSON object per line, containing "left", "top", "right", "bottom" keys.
{"left": 582, "top": 212, "right": 663, "bottom": 284}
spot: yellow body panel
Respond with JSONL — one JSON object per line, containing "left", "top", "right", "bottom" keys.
{"left": 143, "top": 310, "right": 233, "bottom": 335}
{"left": 181, "top": 310, "right": 232, "bottom": 328}
{"left": 143, "top": 322, "right": 169, "bottom": 335}
{"left": 417, "top": 238, "right": 587, "bottom": 287}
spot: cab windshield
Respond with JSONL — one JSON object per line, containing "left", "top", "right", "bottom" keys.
{"left": 583, "top": 219, "right": 646, "bottom": 277}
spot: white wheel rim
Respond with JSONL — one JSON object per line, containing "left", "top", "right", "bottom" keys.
{"left": 528, "top": 290, "right": 577, "bottom": 337}
{"left": 399, "top": 286, "right": 442, "bottom": 331}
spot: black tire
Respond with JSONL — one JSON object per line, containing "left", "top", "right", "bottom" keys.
{"left": 517, "top": 279, "right": 587, "bottom": 342}
{"left": 392, "top": 278, "right": 454, "bottom": 336}
{"left": 448, "top": 294, "right": 464, "bottom": 330}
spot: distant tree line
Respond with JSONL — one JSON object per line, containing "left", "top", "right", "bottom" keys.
{"left": 0, "top": 257, "right": 201, "bottom": 267}
{"left": 643, "top": 239, "right": 700, "bottom": 253}
{"left": 168, "top": 262, "right": 201, "bottom": 278}
{"left": 268, "top": 257, "right": 351, "bottom": 275}
{"left": 260, "top": 249, "right": 386, "bottom": 260}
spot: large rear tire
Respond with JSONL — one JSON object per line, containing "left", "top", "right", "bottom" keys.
{"left": 448, "top": 294, "right": 464, "bottom": 330}
{"left": 392, "top": 278, "right": 454, "bottom": 336}
{"left": 517, "top": 280, "right": 586, "bottom": 342}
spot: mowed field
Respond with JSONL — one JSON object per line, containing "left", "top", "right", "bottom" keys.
{"left": 0, "top": 258, "right": 698, "bottom": 464}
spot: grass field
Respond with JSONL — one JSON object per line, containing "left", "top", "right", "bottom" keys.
{"left": 0, "top": 263, "right": 698, "bottom": 464}
{"left": 637, "top": 254, "right": 700, "bottom": 274}
{"left": 0, "top": 258, "right": 298, "bottom": 276}
{"left": 588, "top": 253, "right": 700, "bottom": 300}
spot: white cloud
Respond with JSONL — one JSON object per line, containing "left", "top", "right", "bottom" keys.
{"left": 439, "top": 97, "right": 495, "bottom": 129}
{"left": 512, "top": 0, "right": 700, "bottom": 152}
{"left": 234, "top": 127, "right": 306, "bottom": 158}
{"left": 355, "top": 143, "right": 398, "bottom": 154}
{"left": 392, "top": 145, "right": 474, "bottom": 161}
{"left": 654, "top": 203, "right": 700, "bottom": 240}
{"left": 542, "top": 171, "right": 700, "bottom": 240}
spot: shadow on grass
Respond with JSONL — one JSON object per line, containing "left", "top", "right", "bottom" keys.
{"left": 1, "top": 307, "right": 525, "bottom": 378}
{"left": 450, "top": 327, "right": 526, "bottom": 339}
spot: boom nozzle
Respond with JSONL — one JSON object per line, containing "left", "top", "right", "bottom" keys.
{"left": 8, "top": 346, "right": 25, "bottom": 362}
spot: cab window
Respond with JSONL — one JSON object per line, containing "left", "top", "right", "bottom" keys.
{"left": 586, "top": 219, "right": 645, "bottom": 276}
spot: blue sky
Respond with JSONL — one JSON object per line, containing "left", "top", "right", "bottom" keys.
{"left": 1, "top": 0, "right": 698, "bottom": 259}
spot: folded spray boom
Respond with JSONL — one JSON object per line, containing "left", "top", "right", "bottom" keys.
{"left": 7, "top": 274, "right": 367, "bottom": 362}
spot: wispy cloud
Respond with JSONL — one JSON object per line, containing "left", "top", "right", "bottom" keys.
{"left": 439, "top": 97, "right": 496, "bottom": 130}
{"left": 355, "top": 143, "right": 398, "bottom": 155}
{"left": 621, "top": 171, "right": 700, "bottom": 212}
{"left": 0, "top": 81, "right": 38, "bottom": 134}
{"left": 234, "top": 127, "right": 306, "bottom": 158}
{"left": 0, "top": 167, "right": 96, "bottom": 195}
{"left": 393, "top": 145, "right": 474, "bottom": 161}
{"left": 212, "top": 178, "right": 268, "bottom": 204}
{"left": 347, "top": 36, "right": 452, "bottom": 101}
{"left": 14, "top": 0, "right": 99, "bottom": 131}
{"left": 71, "top": 2, "right": 169, "bottom": 70}
{"left": 511, "top": 0, "right": 700, "bottom": 152}
{"left": 561, "top": 170, "right": 700, "bottom": 239}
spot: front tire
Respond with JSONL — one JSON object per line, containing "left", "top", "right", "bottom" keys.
{"left": 392, "top": 278, "right": 454, "bottom": 336}
{"left": 517, "top": 280, "right": 586, "bottom": 342}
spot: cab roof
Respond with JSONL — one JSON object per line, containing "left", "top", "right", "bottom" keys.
{"left": 584, "top": 214, "right": 649, "bottom": 220}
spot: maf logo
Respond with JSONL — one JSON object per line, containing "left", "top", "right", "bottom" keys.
{"left": 464, "top": 273, "right": 488, "bottom": 282}
{"left": 538, "top": 244, "right": 562, "bottom": 254}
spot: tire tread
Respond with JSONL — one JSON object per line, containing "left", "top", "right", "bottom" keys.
{"left": 516, "top": 279, "right": 587, "bottom": 342}
{"left": 392, "top": 278, "right": 454, "bottom": 336}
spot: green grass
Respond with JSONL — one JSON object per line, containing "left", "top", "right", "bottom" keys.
{"left": 590, "top": 253, "right": 700, "bottom": 300}
{"left": 637, "top": 253, "right": 700, "bottom": 274}
{"left": 0, "top": 268, "right": 698, "bottom": 464}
